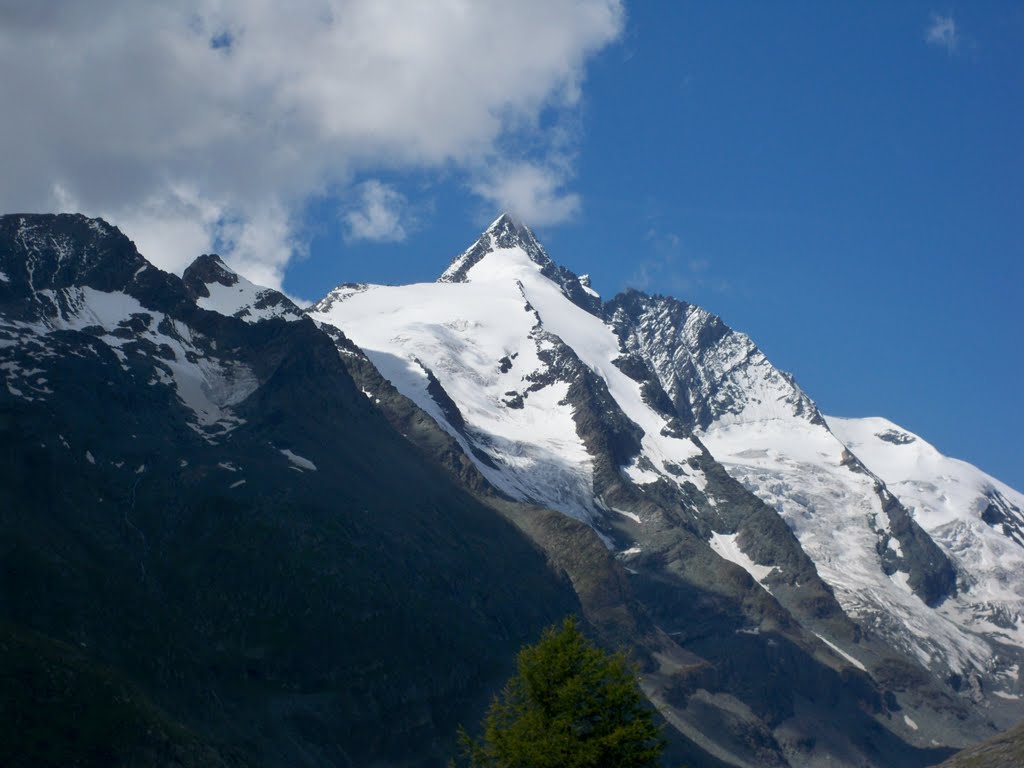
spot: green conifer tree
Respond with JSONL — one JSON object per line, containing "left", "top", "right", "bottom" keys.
{"left": 456, "top": 617, "right": 665, "bottom": 768}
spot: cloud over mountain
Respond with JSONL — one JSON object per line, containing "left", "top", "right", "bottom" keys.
{"left": 0, "top": 0, "right": 623, "bottom": 287}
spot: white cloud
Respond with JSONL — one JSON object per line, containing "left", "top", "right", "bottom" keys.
{"left": 214, "top": 203, "right": 298, "bottom": 291}
{"left": 0, "top": 0, "right": 624, "bottom": 288}
{"left": 472, "top": 161, "right": 581, "bottom": 226}
{"left": 105, "top": 185, "right": 224, "bottom": 277}
{"left": 343, "top": 181, "right": 409, "bottom": 243}
{"left": 925, "top": 13, "right": 959, "bottom": 54}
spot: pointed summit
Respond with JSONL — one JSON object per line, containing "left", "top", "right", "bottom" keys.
{"left": 438, "top": 212, "right": 553, "bottom": 283}
{"left": 438, "top": 213, "right": 602, "bottom": 315}
{"left": 483, "top": 212, "right": 547, "bottom": 255}
{"left": 182, "top": 252, "right": 305, "bottom": 323}
{"left": 182, "top": 253, "right": 240, "bottom": 298}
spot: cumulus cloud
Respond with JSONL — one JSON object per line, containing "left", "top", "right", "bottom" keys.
{"left": 343, "top": 181, "right": 410, "bottom": 243}
{"left": 472, "top": 161, "right": 581, "bottom": 226}
{"left": 925, "top": 13, "right": 959, "bottom": 53}
{"left": 0, "top": 0, "right": 624, "bottom": 287}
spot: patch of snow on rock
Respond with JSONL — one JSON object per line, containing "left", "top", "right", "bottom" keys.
{"left": 814, "top": 632, "right": 868, "bottom": 672}
{"left": 709, "top": 531, "right": 775, "bottom": 590}
{"left": 280, "top": 449, "right": 317, "bottom": 472}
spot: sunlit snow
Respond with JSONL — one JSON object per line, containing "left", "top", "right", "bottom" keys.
{"left": 709, "top": 531, "right": 775, "bottom": 591}
{"left": 310, "top": 223, "right": 707, "bottom": 524}
{"left": 813, "top": 632, "right": 868, "bottom": 672}
{"left": 196, "top": 259, "right": 303, "bottom": 323}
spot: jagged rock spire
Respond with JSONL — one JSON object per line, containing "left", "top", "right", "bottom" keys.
{"left": 438, "top": 213, "right": 602, "bottom": 315}
{"left": 438, "top": 213, "right": 554, "bottom": 283}
{"left": 182, "top": 254, "right": 239, "bottom": 299}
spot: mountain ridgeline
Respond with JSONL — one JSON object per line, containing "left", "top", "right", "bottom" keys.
{"left": 1, "top": 212, "right": 1023, "bottom": 768}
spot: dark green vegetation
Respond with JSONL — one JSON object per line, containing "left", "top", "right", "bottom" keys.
{"left": 456, "top": 617, "right": 664, "bottom": 768}
{"left": 0, "top": 623, "right": 239, "bottom": 767}
{"left": 939, "top": 719, "right": 1024, "bottom": 768}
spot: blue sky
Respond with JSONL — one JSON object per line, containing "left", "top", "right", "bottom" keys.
{"left": 282, "top": 1, "right": 1024, "bottom": 487}
{"left": 286, "top": 3, "right": 1023, "bottom": 487}
{"left": 2, "top": 2, "right": 1020, "bottom": 486}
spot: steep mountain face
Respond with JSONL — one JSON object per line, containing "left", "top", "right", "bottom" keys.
{"left": 308, "top": 214, "right": 1023, "bottom": 765}
{"left": 0, "top": 214, "right": 580, "bottom": 767}
{"left": 605, "top": 289, "right": 824, "bottom": 433}
{"left": 607, "top": 290, "right": 1024, "bottom": 707}
{"left": 4, "top": 212, "right": 1022, "bottom": 767}
{"left": 828, "top": 417, "right": 1024, "bottom": 693}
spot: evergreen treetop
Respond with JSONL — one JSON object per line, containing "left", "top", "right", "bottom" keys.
{"left": 457, "top": 616, "right": 665, "bottom": 768}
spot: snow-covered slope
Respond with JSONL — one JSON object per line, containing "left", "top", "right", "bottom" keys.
{"left": 309, "top": 215, "right": 1024, "bottom": 716}
{"left": 827, "top": 416, "right": 1024, "bottom": 549}
{"left": 829, "top": 415, "right": 1024, "bottom": 692}
{"left": 701, "top": 413, "right": 1007, "bottom": 681}
{"left": 308, "top": 214, "right": 706, "bottom": 524}
{"left": 611, "top": 290, "right": 1024, "bottom": 703}
{"left": 609, "top": 287, "right": 1024, "bottom": 691}
{"left": 182, "top": 253, "right": 304, "bottom": 323}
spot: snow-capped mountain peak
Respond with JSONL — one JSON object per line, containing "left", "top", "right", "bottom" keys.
{"left": 182, "top": 253, "right": 304, "bottom": 324}
{"left": 438, "top": 213, "right": 601, "bottom": 313}
{"left": 310, "top": 218, "right": 709, "bottom": 525}
{"left": 438, "top": 212, "right": 549, "bottom": 281}
{"left": 311, "top": 215, "right": 1024, "bottom": 719}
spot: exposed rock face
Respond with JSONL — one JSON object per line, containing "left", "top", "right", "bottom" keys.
{"left": 980, "top": 489, "right": 1024, "bottom": 547}
{"left": 183, "top": 252, "right": 306, "bottom": 323}
{"left": 182, "top": 252, "right": 240, "bottom": 295}
{"left": 605, "top": 289, "right": 824, "bottom": 432}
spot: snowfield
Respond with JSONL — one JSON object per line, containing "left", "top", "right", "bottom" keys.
{"left": 205, "top": 213, "right": 1024, "bottom": 705}
{"left": 309, "top": 217, "right": 705, "bottom": 523}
